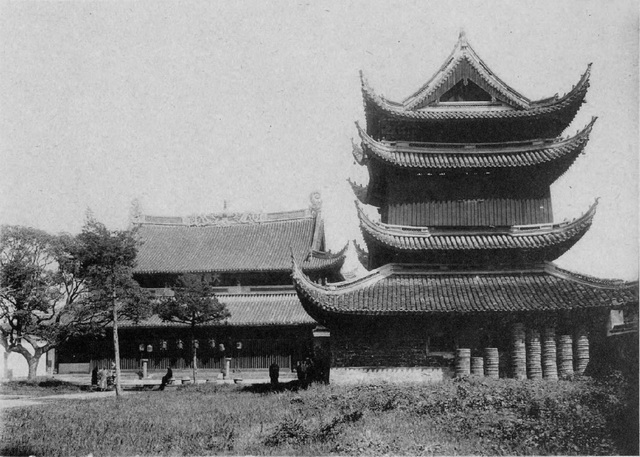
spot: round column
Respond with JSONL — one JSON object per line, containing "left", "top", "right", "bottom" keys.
{"left": 470, "top": 357, "right": 484, "bottom": 376}
{"left": 526, "top": 329, "right": 542, "bottom": 380}
{"left": 542, "top": 326, "right": 558, "bottom": 380}
{"left": 455, "top": 348, "right": 471, "bottom": 377}
{"left": 511, "top": 323, "right": 527, "bottom": 380}
{"left": 484, "top": 347, "right": 499, "bottom": 379}
{"left": 573, "top": 327, "right": 590, "bottom": 375}
{"left": 557, "top": 334, "right": 574, "bottom": 377}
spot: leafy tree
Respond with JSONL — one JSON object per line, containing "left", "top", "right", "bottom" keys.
{"left": 0, "top": 226, "right": 107, "bottom": 380}
{"left": 72, "top": 217, "right": 151, "bottom": 396}
{"left": 155, "top": 276, "right": 230, "bottom": 382}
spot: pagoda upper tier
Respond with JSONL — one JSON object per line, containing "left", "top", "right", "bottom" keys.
{"left": 361, "top": 32, "right": 591, "bottom": 143}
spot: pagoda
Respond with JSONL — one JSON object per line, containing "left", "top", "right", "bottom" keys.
{"left": 293, "top": 32, "right": 638, "bottom": 383}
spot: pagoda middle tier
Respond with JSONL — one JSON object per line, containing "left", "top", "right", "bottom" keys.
{"left": 354, "top": 32, "right": 594, "bottom": 269}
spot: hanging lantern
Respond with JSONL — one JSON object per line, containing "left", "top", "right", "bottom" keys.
{"left": 160, "top": 340, "right": 168, "bottom": 351}
{"left": 177, "top": 339, "right": 184, "bottom": 349}
{"left": 193, "top": 339, "right": 199, "bottom": 349}
{"left": 218, "top": 343, "right": 225, "bottom": 352}
{"left": 146, "top": 344, "right": 153, "bottom": 353}
{"left": 209, "top": 339, "right": 216, "bottom": 348}
{"left": 139, "top": 343, "right": 145, "bottom": 352}
{"left": 236, "top": 342, "right": 242, "bottom": 350}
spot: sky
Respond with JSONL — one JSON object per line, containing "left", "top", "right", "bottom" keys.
{"left": 0, "top": 0, "right": 637, "bottom": 280}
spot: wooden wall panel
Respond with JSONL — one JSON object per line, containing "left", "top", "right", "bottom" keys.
{"left": 387, "top": 197, "right": 553, "bottom": 227}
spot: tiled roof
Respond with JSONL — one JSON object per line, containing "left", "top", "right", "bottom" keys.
{"left": 361, "top": 64, "right": 590, "bottom": 121}
{"left": 292, "top": 261, "right": 639, "bottom": 320}
{"left": 356, "top": 118, "right": 595, "bottom": 170}
{"left": 403, "top": 31, "right": 530, "bottom": 110}
{"left": 133, "top": 210, "right": 345, "bottom": 274}
{"left": 118, "top": 293, "right": 316, "bottom": 328}
{"left": 357, "top": 201, "right": 596, "bottom": 253}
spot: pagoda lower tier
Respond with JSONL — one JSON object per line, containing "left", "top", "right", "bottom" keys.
{"left": 292, "top": 260, "right": 638, "bottom": 383}
{"left": 357, "top": 200, "right": 596, "bottom": 269}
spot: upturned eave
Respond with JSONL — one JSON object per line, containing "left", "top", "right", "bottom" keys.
{"left": 356, "top": 118, "right": 595, "bottom": 171}
{"left": 356, "top": 200, "right": 597, "bottom": 252}
{"left": 361, "top": 64, "right": 590, "bottom": 121}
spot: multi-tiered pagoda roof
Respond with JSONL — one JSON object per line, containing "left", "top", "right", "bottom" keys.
{"left": 294, "top": 33, "right": 638, "bottom": 323}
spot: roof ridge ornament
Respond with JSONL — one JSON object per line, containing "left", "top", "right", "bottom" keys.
{"left": 186, "top": 211, "right": 267, "bottom": 226}
{"left": 458, "top": 28, "right": 468, "bottom": 48}
{"left": 309, "top": 191, "right": 322, "bottom": 215}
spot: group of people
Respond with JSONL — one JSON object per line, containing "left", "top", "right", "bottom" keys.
{"left": 90, "top": 364, "right": 116, "bottom": 391}
{"left": 90, "top": 359, "right": 322, "bottom": 390}
{"left": 295, "top": 357, "right": 318, "bottom": 388}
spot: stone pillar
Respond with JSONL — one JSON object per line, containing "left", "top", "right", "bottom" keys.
{"left": 557, "top": 334, "right": 574, "bottom": 377}
{"left": 542, "top": 326, "right": 558, "bottom": 380}
{"left": 526, "top": 329, "right": 542, "bottom": 380}
{"left": 511, "top": 323, "right": 527, "bottom": 380}
{"left": 484, "top": 348, "right": 499, "bottom": 378}
{"left": 141, "top": 359, "right": 148, "bottom": 378}
{"left": 455, "top": 349, "right": 471, "bottom": 377}
{"left": 573, "top": 327, "right": 589, "bottom": 375}
{"left": 223, "top": 357, "right": 232, "bottom": 379}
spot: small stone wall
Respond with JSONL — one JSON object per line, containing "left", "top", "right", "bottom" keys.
{"left": 330, "top": 366, "right": 453, "bottom": 384}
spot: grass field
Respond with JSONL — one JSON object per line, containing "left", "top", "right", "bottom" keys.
{"left": 1, "top": 374, "right": 637, "bottom": 456}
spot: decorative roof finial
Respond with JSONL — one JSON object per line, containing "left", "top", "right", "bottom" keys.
{"left": 129, "top": 198, "right": 143, "bottom": 226}
{"left": 309, "top": 191, "right": 322, "bottom": 214}
{"left": 458, "top": 28, "right": 468, "bottom": 47}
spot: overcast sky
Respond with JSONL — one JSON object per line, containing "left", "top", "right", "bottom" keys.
{"left": 1, "top": 0, "right": 637, "bottom": 280}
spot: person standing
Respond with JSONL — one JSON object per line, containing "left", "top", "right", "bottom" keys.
{"left": 269, "top": 361, "right": 279, "bottom": 387}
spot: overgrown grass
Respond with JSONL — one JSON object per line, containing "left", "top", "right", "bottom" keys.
{"left": 0, "top": 378, "right": 84, "bottom": 396}
{"left": 1, "top": 374, "right": 636, "bottom": 456}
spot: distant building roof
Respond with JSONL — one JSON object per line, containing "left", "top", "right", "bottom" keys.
{"left": 119, "top": 293, "right": 316, "bottom": 328}
{"left": 133, "top": 199, "right": 345, "bottom": 275}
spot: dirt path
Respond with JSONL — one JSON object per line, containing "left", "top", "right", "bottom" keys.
{"left": 0, "top": 391, "right": 119, "bottom": 409}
